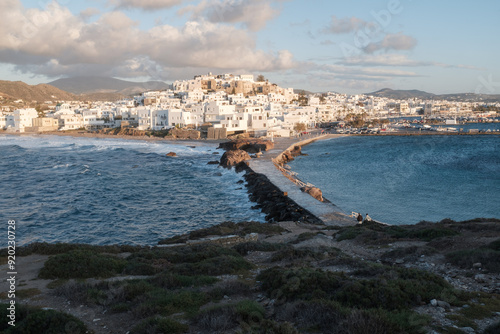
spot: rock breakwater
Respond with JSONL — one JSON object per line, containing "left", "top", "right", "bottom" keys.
{"left": 219, "top": 138, "right": 323, "bottom": 224}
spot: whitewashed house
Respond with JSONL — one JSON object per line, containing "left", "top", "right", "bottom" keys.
{"left": 0, "top": 112, "right": 15, "bottom": 130}
{"left": 13, "top": 108, "right": 38, "bottom": 132}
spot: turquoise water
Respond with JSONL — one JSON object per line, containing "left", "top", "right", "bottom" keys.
{"left": 0, "top": 135, "right": 265, "bottom": 246}
{"left": 288, "top": 135, "right": 500, "bottom": 225}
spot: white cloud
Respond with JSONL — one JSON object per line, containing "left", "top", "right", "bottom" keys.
{"left": 110, "top": 0, "right": 183, "bottom": 10}
{"left": 337, "top": 54, "right": 481, "bottom": 71}
{"left": 80, "top": 7, "right": 100, "bottom": 20}
{"left": 339, "top": 54, "right": 430, "bottom": 67}
{"left": 180, "top": 0, "right": 281, "bottom": 31}
{"left": 363, "top": 33, "right": 417, "bottom": 53}
{"left": 324, "top": 15, "right": 371, "bottom": 34}
{"left": 0, "top": 1, "right": 296, "bottom": 80}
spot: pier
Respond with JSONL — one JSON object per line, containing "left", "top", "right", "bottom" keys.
{"left": 248, "top": 134, "right": 356, "bottom": 227}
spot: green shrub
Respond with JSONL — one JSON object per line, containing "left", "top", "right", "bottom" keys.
{"left": 124, "top": 259, "right": 158, "bottom": 275}
{"left": 487, "top": 238, "right": 500, "bottom": 251}
{"left": 386, "top": 226, "right": 459, "bottom": 241}
{"left": 131, "top": 316, "right": 188, "bottom": 334}
{"left": 258, "top": 267, "right": 343, "bottom": 302}
{"left": 6, "top": 242, "right": 143, "bottom": 256}
{"left": 39, "top": 249, "right": 127, "bottom": 279}
{"left": 258, "top": 266, "right": 454, "bottom": 310}
{"left": 53, "top": 280, "right": 122, "bottom": 306}
{"left": 123, "top": 280, "right": 156, "bottom": 301}
{"left": 270, "top": 246, "right": 328, "bottom": 262}
{"left": 484, "top": 321, "right": 500, "bottom": 334}
{"left": 136, "top": 289, "right": 209, "bottom": 317}
{"left": 194, "top": 305, "right": 238, "bottom": 332}
{"left": 130, "top": 244, "right": 241, "bottom": 265}
{"left": 274, "top": 300, "right": 429, "bottom": 334}
{"left": 158, "top": 221, "right": 286, "bottom": 244}
{"left": 172, "top": 254, "right": 253, "bottom": 276}
{"left": 235, "top": 300, "right": 265, "bottom": 323}
{"left": 446, "top": 248, "right": 500, "bottom": 273}
{"left": 0, "top": 304, "right": 87, "bottom": 334}
{"left": 336, "top": 226, "right": 364, "bottom": 241}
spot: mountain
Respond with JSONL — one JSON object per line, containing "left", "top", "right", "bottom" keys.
{"left": 48, "top": 77, "right": 171, "bottom": 96}
{"left": 0, "top": 80, "right": 76, "bottom": 102}
{"left": 365, "top": 88, "right": 435, "bottom": 100}
{"left": 365, "top": 88, "right": 500, "bottom": 102}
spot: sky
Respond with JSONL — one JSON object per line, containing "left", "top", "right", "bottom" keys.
{"left": 1, "top": 0, "right": 499, "bottom": 94}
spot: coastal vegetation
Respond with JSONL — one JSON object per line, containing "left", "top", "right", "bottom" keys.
{"left": 2, "top": 218, "right": 499, "bottom": 333}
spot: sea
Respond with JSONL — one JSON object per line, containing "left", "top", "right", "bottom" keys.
{"left": 289, "top": 133, "right": 500, "bottom": 225}
{"left": 0, "top": 135, "right": 266, "bottom": 246}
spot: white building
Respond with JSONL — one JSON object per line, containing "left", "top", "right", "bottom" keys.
{"left": 13, "top": 108, "right": 38, "bottom": 132}
{"left": 0, "top": 112, "right": 15, "bottom": 130}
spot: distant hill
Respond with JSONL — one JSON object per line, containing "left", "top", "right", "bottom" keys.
{"left": 366, "top": 88, "right": 500, "bottom": 102}
{"left": 48, "top": 77, "right": 171, "bottom": 96}
{"left": 365, "top": 88, "right": 435, "bottom": 100}
{"left": 0, "top": 80, "right": 76, "bottom": 102}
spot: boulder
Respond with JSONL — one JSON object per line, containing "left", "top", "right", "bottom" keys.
{"left": 219, "top": 149, "right": 251, "bottom": 168}
{"left": 290, "top": 145, "right": 302, "bottom": 156}
{"left": 170, "top": 128, "right": 201, "bottom": 140}
{"left": 301, "top": 186, "right": 323, "bottom": 202}
{"left": 218, "top": 139, "right": 274, "bottom": 153}
{"left": 166, "top": 152, "right": 177, "bottom": 157}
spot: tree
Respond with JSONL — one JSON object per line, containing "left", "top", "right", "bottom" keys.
{"left": 294, "top": 122, "right": 307, "bottom": 132}
{"left": 256, "top": 74, "right": 266, "bottom": 82}
{"left": 298, "top": 91, "right": 308, "bottom": 106}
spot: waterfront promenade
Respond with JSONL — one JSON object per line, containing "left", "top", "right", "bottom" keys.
{"left": 249, "top": 134, "right": 356, "bottom": 226}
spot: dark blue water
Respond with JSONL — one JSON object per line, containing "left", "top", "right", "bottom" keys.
{"left": 289, "top": 135, "right": 500, "bottom": 225}
{"left": 0, "top": 135, "right": 265, "bottom": 246}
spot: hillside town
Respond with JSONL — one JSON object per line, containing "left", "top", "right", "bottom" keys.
{"left": 1, "top": 73, "right": 499, "bottom": 138}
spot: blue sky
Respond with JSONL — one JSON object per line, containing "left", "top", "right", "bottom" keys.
{"left": 1, "top": 0, "right": 499, "bottom": 94}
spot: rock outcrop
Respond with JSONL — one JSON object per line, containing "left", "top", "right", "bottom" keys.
{"left": 301, "top": 186, "right": 323, "bottom": 202}
{"left": 218, "top": 139, "right": 274, "bottom": 153}
{"left": 244, "top": 171, "right": 323, "bottom": 224}
{"left": 278, "top": 145, "right": 303, "bottom": 164}
{"left": 219, "top": 149, "right": 251, "bottom": 168}
{"left": 99, "top": 128, "right": 147, "bottom": 136}
{"left": 166, "top": 152, "right": 177, "bottom": 157}
{"left": 170, "top": 128, "right": 201, "bottom": 140}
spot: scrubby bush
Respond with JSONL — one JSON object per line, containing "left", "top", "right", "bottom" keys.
{"left": 446, "top": 248, "right": 500, "bottom": 273}
{"left": 135, "top": 289, "right": 208, "bottom": 317}
{"left": 0, "top": 304, "right": 88, "bottom": 334}
{"left": 172, "top": 254, "right": 253, "bottom": 276}
{"left": 4, "top": 242, "right": 143, "bottom": 256}
{"left": 258, "top": 266, "right": 454, "bottom": 310}
{"left": 158, "top": 221, "right": 286, "bottom": 244}
{"left": 258, "top": 267, "right": 343, "bottom": 301}
{"left": 484, "top": 321, "right": 500, "bottom": 334}
{"left": 194, "top": 305, "right": 238, "bottom": 332}
{"left": 386, "top": 226, "right": 459, "bottom": 241}
{"left": 235, "top": 300, "right": 265, "bottom": 324}
{"left": 39, "top": 249, "right": 127, "bottom": 279}
{"left": 336, "top": 226, "right": 365, "bottom": 241}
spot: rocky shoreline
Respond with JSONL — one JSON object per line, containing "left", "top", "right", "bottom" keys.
{"left": 218, "top": 138, "right": 323, "bottom": 224}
